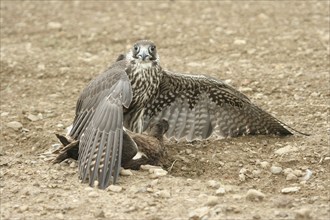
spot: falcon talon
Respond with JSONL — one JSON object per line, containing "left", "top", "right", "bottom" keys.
{"left": 58, "top": 40, "right": 308, "bottom": 189}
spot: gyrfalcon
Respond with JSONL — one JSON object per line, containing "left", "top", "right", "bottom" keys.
{"left": 67, "top": 40, "right": 306, "bottom": 189}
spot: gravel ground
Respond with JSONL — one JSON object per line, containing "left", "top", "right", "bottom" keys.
{"left": 0, "top": 1, "right": 329, "bottom": 220}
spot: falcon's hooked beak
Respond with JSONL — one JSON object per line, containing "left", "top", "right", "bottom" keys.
{"left": 137, "top": 47, "right": 151, "bottom": 61}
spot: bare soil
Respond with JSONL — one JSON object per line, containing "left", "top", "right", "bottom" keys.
{"left": 0, "top": 1, "right": 329, "bottom": 220}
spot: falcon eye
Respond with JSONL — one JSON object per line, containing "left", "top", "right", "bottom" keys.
{"left": 149, "top": 45, "right": 156, "bottom": 53}
{"left": 133, "top": 45, "right": 140, "bottom": 52}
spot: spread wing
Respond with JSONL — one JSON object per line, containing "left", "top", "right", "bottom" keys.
{"left": 69, "top": 60, "right": 132, "bottom": 189}
{"left": 143, "top": 70, "right": 292, "bottom": 141}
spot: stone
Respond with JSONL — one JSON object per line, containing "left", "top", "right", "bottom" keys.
{"left": 149, "top": 168, "right": 168, "bottom": 178}
{"left": 270, "top": 166, "right": 282, "bottom": 174}
{"left": 108, "top": 185, "right": 122, "bottom": 192}
{"left": 1, "top": 112, "right": 9, "bottom": 117}
{"left": 205, "top": 196, "right": 219, "bottom": 206}
{"left": 48, "top": 22, "right": 62, "bottom": 30}
{"left": 293, "top": 169, "right": 303, "bottom": 177}
{"left": 295, "top": 208, "right": 312, "bottom": 220}
{"left": 281, "top": 186, "right": 300, "bottom": 194}
{"left": 120, "top": 169, "right": 133, "bottom": 176}
{"left": 55, "top": 213, "right": 64, "bottom": 220}
{"left": 259, "top": 161, "right": 269, "bottom": 169}
{"left": 69, "top": 161, "right": 77, "bottom": 168}
{"left": 234, "top": 39, "right": 247, "bottom": 45}
{"left": 286, "top": 173, "right": 298, "bottom": 181}
{"left": 141, "top": 164, "right": 162, "bottom": 171}
{"left": 6, "top": 121, "right": 23, "bottom": 131}
{"left": 188, "top": 206, "right": 210, "bottom": 219}
{"left": 239, "top": 173, "right": 246, "bottom": 182}
{"left": 283, "top": 168, "right": 293, "bottom": 176}
{"left": 207, "top": 180, "right": 220, "bottom": 189}
{"left": 275, "top": 145, "right": 298, "bottom": 155}
{"left": 94, "top": 210, "right": 105, "bottom": 218}
{"left": 88, "top": 191, "right": 99, "bottom": 198}
{"left": 26, "top": 114, "right": 39, "bottom": 122}
{"left": 215, "top": 187, "right": 226, "bottom": 196}
{"left": 18, "top": 205, "right": 29, "bottom": 213}
{"left": 155, "top": 190, "right": 171, "bottom": 198}
{"left": 246, "top": 189, "right": 265, "bottom": 202}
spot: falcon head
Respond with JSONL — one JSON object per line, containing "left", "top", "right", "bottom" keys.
{"left": 127, "top": 40, "right": 159, "bottom": 63}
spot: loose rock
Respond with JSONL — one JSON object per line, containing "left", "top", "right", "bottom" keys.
{"left": 27, "top": 114, "right": 39, "bottom": 122}
{"left": 108, "top": 185, "right": 122, "bottom": 193}
{"left": 205, "top": 196, "right": 219, "bottom": 206}
{"left": 155, "top": 190, "right": 171, "bottom": 198}
{"left": 270, "top": 166, "right": 282, "bottom": 174}
{"left": 207, "top": 180, "right": 220, "bottom": 189}
{"left": 88, "top": 191, "right": 99, "bottom": 198}
{"left": 149, "top": 168, "right": 168, "bottom": 179}
{"left": 120, "top": 169, "right": 133, "bottom": 176}
{"left": 281, "top": 186, "right": 300, "bottom": 194}
{"left": 293, "top": 169, "right": 303, "bottom": 177}
{"left": 246, "top": 189, "right": 265, "bottom": 202}
{"left": 260, "top": 161, "right": 270, "bottom": 168}
{"left": 188, "top": 206, "right": 210, "bottom": 219}
{"left": 6, "top": 121, "right": 23, "bottom": 131}
{"left": 215, "top": 187, "right": 226, "bottom": 196}
{"left": 295, "top": 208, "right": 312, "bottom": 220}
{"left": 283, "top": 168, "right": 293, "bottom": 176}
{"left": 286, "top": 173, "right": 298, "bottom": 181}
{"left": 275, "top": 145, "right": 298, "bottom": 155}
{"left": 48, "top": 22, "right": 62, "bottom": 30}
{"left": 94, "top": 210, "right": 106, "bottom": 218}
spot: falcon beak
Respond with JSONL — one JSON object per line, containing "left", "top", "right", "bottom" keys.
{"left": 137, "top": 48, "right": 151, "bottom": 61}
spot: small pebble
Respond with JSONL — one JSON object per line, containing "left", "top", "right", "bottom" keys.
{"left": 207, "top": 180, "right": 220, "bottom": 189}
{"left": 1, "top": 112, "right": 9, "bottom": 117}
{"left": 69, "top": 161, "right": 77, "bottom": 168}
{"left": 94, "top": 210, "right": 105, "bottom": 218}
{"left": 188, "top": 206, "right": 210, "bottom": 219}
{"left": 88, "top": 191, "right": 99, "bottom": 198}
{"left": 6, "top": 121, "right": 23, "bottom": 131}
{"left": 286, "top": 173, "right": 298, "bottom": 181}
{"left": 295, "top": 208, "right": 312, "bottom": 220}
{"left": 26, "top": 114, "right": 39, "bottom": 122}
{"left": 283, "top": 168, "right": 293, "bottom": 176}
{"left": 215, "top": 187, "right": 226, "bottom": 196}
{"left": 205, "top": 196, "right": 219, "bottom": 206}
{"left": 234, "top": 39, "right": 247, "bottom": 45}
{"left": 293, "top": 169, "right": 303, "bottom": 177}
{"left": 270, "top": 166, "right": 282, "bottom": 174}
{"left": 55, "top": 213, "right": 64, "bottom": 220}
{"left": 252, "top": 169, "right": 261, "bottom": 177}
{"left": 239, "top": 173, "right": 246, "bottom": 182}
{"left": 18, "top": 205, "right": 29, "bottom": 213}
{"left": 260, "top": 161, "right": 269, "bottom": 168}
{"left": 274, "top": 211, "right": 289, "bottom": 218}
{"left": 48, "top": 22, "right": 62, "bottom": 30}
{"left": 141, "top": 164, "right": 162, "bottom": 171}
{"left": 275, "top": 145, "right": 298, "bottom": 155}
{"left": 185, "top": 149, "right": 192, "bottom": 154}
{"left": 108, "top": 185, "right": 122, "bottom": 192}
{"left": 246, "top": 189, "right": 265, "bottom": 202}
{"left": 155, "top": 190, "right": 171, "bottom": 198}
{"left": 281, "top": 186, "right": 300, "bottom": 194}
{"left": 120, "top": 169, "right": 133, "bottom": 176}
{"left": 149, "top": 169, "right": 168, "bottom": 179}
{"left": 273, "top": 196, "right": 293, "bottom": 208}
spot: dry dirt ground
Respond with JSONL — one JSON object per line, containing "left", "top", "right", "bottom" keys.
{"left": 0, "top": 1, "right": 329, "bottom": 220}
